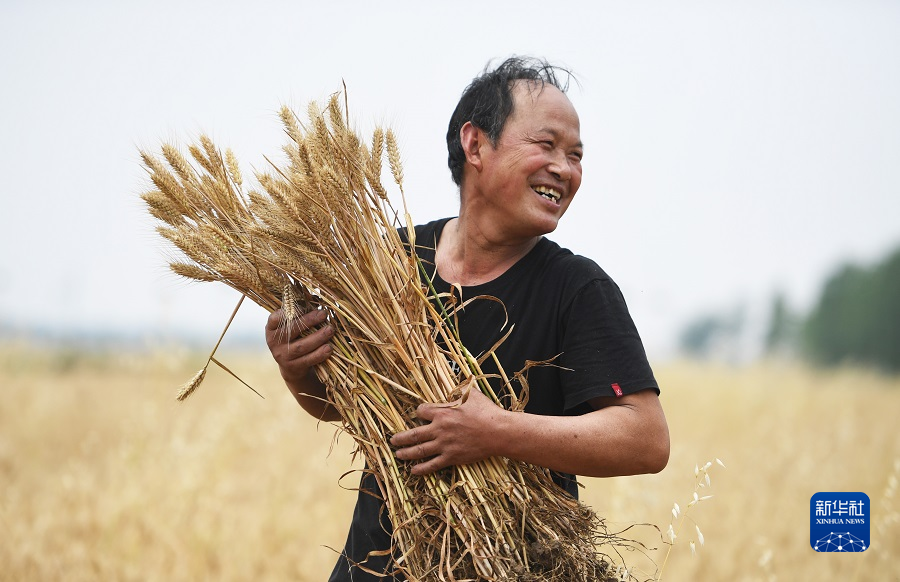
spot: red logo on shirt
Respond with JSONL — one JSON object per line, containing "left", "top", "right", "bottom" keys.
{"left": 611, "top": 383, "right": 623, "bottom": 397}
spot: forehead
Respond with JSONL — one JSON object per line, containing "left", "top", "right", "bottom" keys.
{"left": 507, "top": 81, "right": 580, "bottom": 136}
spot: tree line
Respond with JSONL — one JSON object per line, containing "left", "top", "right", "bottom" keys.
{"left": 681, "top": 243, "right": 900, "bottom": 372}
{"left": 795, "top": 245, "right": 900, "bottom": 372}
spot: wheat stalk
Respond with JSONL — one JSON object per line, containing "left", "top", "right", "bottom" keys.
{"left": 140, "top": 91, "right": 639, "bottom": 581}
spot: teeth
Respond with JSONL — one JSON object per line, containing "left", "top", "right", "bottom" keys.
{"left": 533, "top": 186, "right": 560, "bottom": 201}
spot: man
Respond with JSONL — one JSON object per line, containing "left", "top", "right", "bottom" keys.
{"left": 266, "top": 56, "right": 670, "bottom": 581}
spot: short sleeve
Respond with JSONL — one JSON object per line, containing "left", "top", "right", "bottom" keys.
{"left": 558, "top": 278, "right": 659, "bottom": 411}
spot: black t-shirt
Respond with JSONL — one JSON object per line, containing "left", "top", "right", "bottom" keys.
{"left": 328, "top": 218, "right": 658, "bottom": 582}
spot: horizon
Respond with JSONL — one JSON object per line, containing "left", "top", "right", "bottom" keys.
{"left": 2, "top": 2, "right": 899, "bottom": 362}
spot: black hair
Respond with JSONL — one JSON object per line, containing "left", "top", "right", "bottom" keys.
{"left": 446, "top": 56, "right": 573, "bottom": 187}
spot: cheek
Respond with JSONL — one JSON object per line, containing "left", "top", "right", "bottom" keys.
{"left": 570, "top": 165, "right": 583, "bottom": 195}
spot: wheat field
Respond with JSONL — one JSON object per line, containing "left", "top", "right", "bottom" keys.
{"left": 1, "top": 342, "right": 897, "bottom": 581}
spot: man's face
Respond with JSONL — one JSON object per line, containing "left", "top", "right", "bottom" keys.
{"left": 472, "top": 81, "right": 583, "bottom": 239}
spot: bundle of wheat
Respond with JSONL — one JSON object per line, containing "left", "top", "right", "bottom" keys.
{"left": 140, "top": 91, "right": 637, "bottom": 581}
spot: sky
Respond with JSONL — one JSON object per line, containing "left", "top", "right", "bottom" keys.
{"left": 1, "top": 1, "right": 898, "bottom": 360}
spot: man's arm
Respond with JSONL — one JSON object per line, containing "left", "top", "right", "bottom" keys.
{"left": 265, "top": 308, "right": 342, "bottom": 422}
{"left": 390, "top": 387, "right": 669, "bottom": 478}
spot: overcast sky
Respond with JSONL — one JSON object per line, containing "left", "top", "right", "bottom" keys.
{"left": 1, "top": 1, "right": 898, "bottom": 359}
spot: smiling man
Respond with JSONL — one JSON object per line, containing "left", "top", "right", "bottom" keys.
{"left": 266, "top": 56, "right": 670, "bottom": 581}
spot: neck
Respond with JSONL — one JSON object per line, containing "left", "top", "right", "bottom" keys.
{"left": 436, "top": 215, "right": 541, "bottom": 287}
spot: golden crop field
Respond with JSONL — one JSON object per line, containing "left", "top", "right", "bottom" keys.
{"left": 1, "top": 343, "right": 897, "bottom": 581}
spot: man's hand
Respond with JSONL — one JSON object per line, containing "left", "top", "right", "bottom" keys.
{"left": 266, "top": 307, "right": 334, "bottom": 383}
{"left": 390, "top": 385, "right": 505, "bottom": 475}
{"left": 265, "top": 307, "right": 339, "bottom": 421}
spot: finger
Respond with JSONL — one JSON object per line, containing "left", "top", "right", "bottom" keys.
{"left": 397, "top": 437, "right": 445, "bottom": 466}
{"left": 414, "top": 403, "right": 437, "bottom": 422}
{"left": 409, "top": 455, "right": 448, "bottom": 476}
{"left": 394, "top": 440, "right": 431, "bottom": 461}
{"left": 268, "top": 307, "right": 327, "bottom": 333}
{"left": 285, "top": 325, "right": 334, "bottom": 362}
{"left": 266, "top": 308, "right": 284, "bottom": 331}
{"left": 391, "top": 424, "right": 436, "bottom": 447}
{"left": 292, "top": 341, "right": 333, "bottom": 368}
{"left": 415, "top": 400, "right": 460, "bottom": 422}
{"left": 273, "top": 338, "right": 333, "bottom": 383}
{"left": 270, "top": 310, "right": 329, "bottom": 346}
{"left": 299, "top": 308, "right": 329, "bottom": 328}
{"left": 282, "top": 309, "right": 328, "bottom": 339}
{"left": 390, "top": 427, "right": 418, "bottom": 447}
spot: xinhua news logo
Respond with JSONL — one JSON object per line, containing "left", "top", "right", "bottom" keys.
{"left": 810, "top": 492, "right": 870, "bottom": 552}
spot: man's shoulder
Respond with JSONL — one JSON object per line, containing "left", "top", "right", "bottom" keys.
{"left": 414, "top": 217, "right": 453, "bottom": 239}
{"left": 398, "top": 217, "right": 453, "bottom": 248}
{"left": 534, "top": 237, "right": 611, "bottom": 284}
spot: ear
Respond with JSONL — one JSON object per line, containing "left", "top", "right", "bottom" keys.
{"left": 459, "top": 121, "right": 485, "bottom": 173}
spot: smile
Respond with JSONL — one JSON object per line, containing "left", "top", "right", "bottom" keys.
{"left": 533, "top": 185, "right": 561, "bottom": 203}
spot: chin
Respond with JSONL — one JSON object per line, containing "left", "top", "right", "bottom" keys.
{"left": 533, "top": 218, "right": 561, "bottom": 236}
{"left": 541, "top": 210, "right": 567, "bottom": 232}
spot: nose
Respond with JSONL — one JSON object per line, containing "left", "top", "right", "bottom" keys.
{"left": 547, "top": 150, "right": 572, "bottom": 182}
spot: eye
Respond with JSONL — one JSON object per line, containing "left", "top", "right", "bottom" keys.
{"left": 569, "top": 150, "right": 583, "bottom": 162}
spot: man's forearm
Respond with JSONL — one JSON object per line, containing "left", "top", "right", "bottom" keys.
{"left": 285, "top": 370, "right": 341, "bottom": 422}
{"left": 391, "top": 386, "right": 669, "bottom": 477}
{"left": 491, "top": 389, "right": 669, "bottom": 478}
